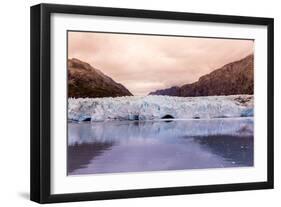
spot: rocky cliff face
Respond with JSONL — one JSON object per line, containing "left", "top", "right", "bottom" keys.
{"left": 149, "top": 86, "right": 180, "bottom": 96}
{"left": 68, "top": 58, "right": 132, "bottom": 98}
{"left": 149, "top": 54, "right": 254, "bottom": 97}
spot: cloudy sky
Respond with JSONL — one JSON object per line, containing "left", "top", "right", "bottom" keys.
{"left": 68, "top": 32, "right": 254, "bottom": 96}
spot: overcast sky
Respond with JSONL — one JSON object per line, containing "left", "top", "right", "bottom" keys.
{"left": 68, "top": 32, "right": 254, "bottom": 96}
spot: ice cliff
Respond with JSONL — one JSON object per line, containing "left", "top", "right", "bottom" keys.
{"left": 68, "top": 95, "right": 253, "bottom": 122}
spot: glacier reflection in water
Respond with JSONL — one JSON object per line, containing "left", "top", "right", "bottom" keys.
{"left": 67, "top": 118, "right": 253, "bottom": 175}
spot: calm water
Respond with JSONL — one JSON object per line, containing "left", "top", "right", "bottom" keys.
{"left": 67, "top": 118, "right": 253, "bottom": 175}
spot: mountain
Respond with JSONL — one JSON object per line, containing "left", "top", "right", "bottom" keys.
{"left": 148, "top": 86, "right": 181, "bottom": 96}
{"left": 149, "top": 54, "right": 253, "bottom": 97}
{"left": 68, "top": 58, "right": 132, "bottom": 98}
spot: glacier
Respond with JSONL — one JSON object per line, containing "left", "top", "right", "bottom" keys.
{"left": 68, "top": 95, "right": 253, "bottom": 122}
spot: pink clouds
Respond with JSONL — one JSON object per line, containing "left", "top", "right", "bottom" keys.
{"left": 68, "top": 31, "right": 254, "bottom": 95}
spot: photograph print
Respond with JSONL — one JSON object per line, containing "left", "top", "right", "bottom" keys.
{"left": 67, "top": 31, "right": 254, "bottom": 176}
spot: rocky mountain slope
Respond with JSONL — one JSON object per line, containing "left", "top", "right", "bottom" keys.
{"left": 149, "top": 54, "right": 254, "bottom": 97}
{"left": 149, "top": 86, "right": 181, "bottom": 96}
{"left": 68, "top": 58, "right": 132, "bottom": 98}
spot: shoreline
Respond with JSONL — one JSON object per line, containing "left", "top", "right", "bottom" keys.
{"left": 68, "top": 116, "right": 254, "bottom": 123}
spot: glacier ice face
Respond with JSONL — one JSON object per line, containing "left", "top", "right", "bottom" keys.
{"left": 68, "top": 95, "right": 254, "bottom": 122}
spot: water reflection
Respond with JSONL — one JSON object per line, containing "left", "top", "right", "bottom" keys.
{"left": 67, "top": 118, "right": 253, "bottom": 175}
{"left": 68, "top": 142, "right": 114, "bottom": 174}
{"left": 194, "top": 135, "right": 253, "bottom": 166}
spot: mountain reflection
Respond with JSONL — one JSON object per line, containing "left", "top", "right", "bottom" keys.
{"left": 193, "top": 135, "right": 253, "bottom": 166}
{"left": 68, "top": 118, "right": 253, "bottom": 175}
{"left": 67, "top": 141, "right": 114, "bottom": 174}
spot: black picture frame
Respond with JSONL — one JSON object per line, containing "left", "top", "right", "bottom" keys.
{"left": 30, "top": 3, "right": 274, "bottom": 204}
